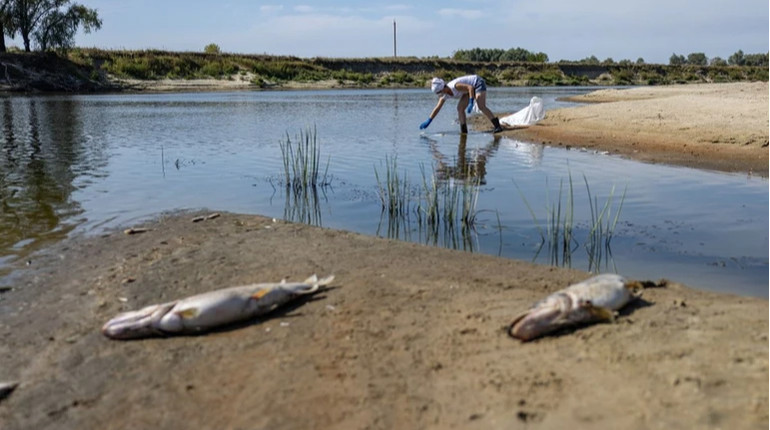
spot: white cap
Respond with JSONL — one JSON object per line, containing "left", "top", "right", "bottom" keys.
{"left": 430, "top": 77, "right": 445, "bottom": 94}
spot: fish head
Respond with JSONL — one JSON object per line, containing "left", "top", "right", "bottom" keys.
{"left": 508, "top": 293, "right": 571, "bottom": 341}
{"left": 101, "top": 302, "right": 176, "bottom": 340}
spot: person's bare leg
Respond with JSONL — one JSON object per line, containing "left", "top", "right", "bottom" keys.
{"left": 476, "top": 91, "right": 502, "bottom": 132}
{"left": 476, "top": 91, "right": 495, "bottom": 120}
{"left": 458, "top": 94, "right": 469, "bottom": 134}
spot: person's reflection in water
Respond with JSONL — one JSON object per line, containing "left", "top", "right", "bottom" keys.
{"left": 424, "top": 133, "right": 501, "bottom": 185}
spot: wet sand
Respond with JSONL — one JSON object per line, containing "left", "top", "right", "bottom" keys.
{"left": 0, "top": 82, "right": 767, "bottom": 429}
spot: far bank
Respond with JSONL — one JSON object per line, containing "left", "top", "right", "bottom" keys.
{"left": 0, "top": 49, "right": 767, "bottom": 93}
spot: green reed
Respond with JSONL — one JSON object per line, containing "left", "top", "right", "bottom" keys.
{"left": 374, "top": 158, "right": 481, "bottom": 252}
{"left": 374, "top": 155, "right": 411, "bottom": 217}
{"left": 515, "top": 173, "right": 625, "bottom": 271}
{"left": 584, "top": 175, "right": 627, "bottom": 272}
{"left": 279, "top": 126, "right": 329, "bottom": 191}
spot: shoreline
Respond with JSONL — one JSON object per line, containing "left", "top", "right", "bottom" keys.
{"left": 0, "top": 211, "right": 766, "bottom": 429}
{"left": 481, "top": 82, "right": 769, "bottom": 176}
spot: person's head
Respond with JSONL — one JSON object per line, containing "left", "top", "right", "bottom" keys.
{"left": 431, "top": 77, "right": 445, "bottom": 94}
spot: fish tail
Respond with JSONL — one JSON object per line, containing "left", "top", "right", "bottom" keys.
{"left": 302, "top": 274, "right": 335, "bottom": 287}
{"left": 314, "top": 274, "right": 335, "bottom": 287}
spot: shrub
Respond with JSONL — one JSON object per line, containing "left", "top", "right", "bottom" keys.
{"left": 204, "top": 43, "right": 221, "bottom": 54}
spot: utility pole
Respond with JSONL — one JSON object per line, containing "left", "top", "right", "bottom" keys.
{"left": 393, "top": 20, "right": 397, "bottom": 58}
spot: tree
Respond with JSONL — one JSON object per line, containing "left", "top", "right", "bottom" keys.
{"left": 9, "top": 0, "right": 101, "bottom": 52}
{"left": 204, "top": 43, "right": 220, "bottom": 54}
{"left": 686, "top": 52, "right": 708, "bottom": 66}
{"left": 728, "top": 50, "right": 744, "bottom": 66}
{"left": 743, "top": 52, "right": 768, "bottom": 67}
{"left": 579, "top": 55, "right": 600, "bottom": 65}
{"left": 709, "top": 57, "right": 727, "bottom": 66}
{"left": 0, "top": 0, "right": 14, "bottom": 52}
{"left": 669, "top": 53, "right": 686, "bottom": 65}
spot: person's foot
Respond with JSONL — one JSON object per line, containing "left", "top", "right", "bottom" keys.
{"left": 491, "top": 118, "right": 503, "bottom": 133}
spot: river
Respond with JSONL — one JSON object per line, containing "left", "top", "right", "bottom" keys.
{"left": 0, "top": 87, "right": 767, "bottom": 297}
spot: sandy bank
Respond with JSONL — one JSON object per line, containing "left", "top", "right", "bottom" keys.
{"left": 488, "top": 82, "right": 769, "bottom": 176}
{"left": 0, "top": 212, "right": 766, "bottom": 429}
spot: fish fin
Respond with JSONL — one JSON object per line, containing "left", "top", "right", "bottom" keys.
{"left": 583, "top": 301, "right": 616, "bottom": 322}
{"left": 176, "top": 307, "right": 200, "bottom": 319}
{"left": 303, "top": 274, "right": 319, "bottom": 285}
{"left": 251, "top": 288, "right": 270, "bottom": 300}
{"left": 315, "top": 275, "right": 335, "bottom": 287}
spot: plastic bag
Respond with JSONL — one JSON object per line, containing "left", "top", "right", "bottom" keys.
{"left": 500, "top": 96, "right": 545, "bottom": 127}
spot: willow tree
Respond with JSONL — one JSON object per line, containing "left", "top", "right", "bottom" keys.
{"left": 9, "top": 0, "right": 100, "bottom": 52}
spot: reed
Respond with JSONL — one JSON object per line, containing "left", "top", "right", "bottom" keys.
{"left": 584, "top": 176, "right": 627, "bottom": 272}
{"left": 417, "top": 162, "right": 480, "bottom": 232}
{"left": 279, "top": 126, "right": 329, "bottom": 191}
{"left": 374, "top": 159, "right": 482, "bottom": 251}
{"left": 515, "top": 173, "right": 625, "bottom": 271}
{"left": 374, "top": 155, "right": 411, "bottom": 217}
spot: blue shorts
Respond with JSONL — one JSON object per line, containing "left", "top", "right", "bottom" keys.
{"left": 475, "top": 78, "right": 487, "bottom": 92}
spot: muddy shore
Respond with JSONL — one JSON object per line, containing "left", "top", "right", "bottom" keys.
{"left": 0, "top": 82, "right": 767, "bottom": 429}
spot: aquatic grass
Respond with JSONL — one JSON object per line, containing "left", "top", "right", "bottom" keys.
{"left": 279, "top": 126, "right": 330, "bottom": 192}
{"left": 542, "top": 176, "right": 578, "bottom": 267}
{"left": 584, "top": 175, "right": 627, "bottom": 272}
{"left": 515, "top": 173, "right": 626, "bottom": 271}
{"left": 374, "top": 155, "right": 411, "bottom": 217}
{"left": 375, "top": 158, "right": 483, "bottom": 252}
{"left": 416, "top": 162, "right": 481, "bottom": 236}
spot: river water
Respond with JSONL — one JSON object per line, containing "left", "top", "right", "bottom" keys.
{"left": 0, "top": 88, "right": 767, "bottom": 297}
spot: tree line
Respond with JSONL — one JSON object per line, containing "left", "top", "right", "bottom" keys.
{"left": 452, "top": 47, "right": 768, "bottom": 67}
{"left": 669, "top": 50, "right": 768, "bottom": 67}
{"left": 452, "top": 47, "right": 549, "bottom": 63}
{"left": 0, "top": 0, "right": 100, "bottom": 52}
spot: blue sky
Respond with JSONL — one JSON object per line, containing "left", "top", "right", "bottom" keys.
{"left": 31, "top": 0, "right": 769, "bottom": 64}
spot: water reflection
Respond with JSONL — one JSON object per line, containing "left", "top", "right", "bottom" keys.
{"left": 423, "top": 133, "right": 501, "bottom": 185}
{"left": 0, "top": 97, "right": 104, "bottom": 275}
{"left": 281, "top": 185, "right": 326, "bottom": 227}
{"left": 375, "top": 134, "right": 502, "bottom": 252}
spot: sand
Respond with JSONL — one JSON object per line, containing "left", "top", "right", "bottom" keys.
{"left": 484, "top": 82, "right": 769, "bottom": 176}
{"left": 0, "top": 83, "right": 767, "bottom": 429}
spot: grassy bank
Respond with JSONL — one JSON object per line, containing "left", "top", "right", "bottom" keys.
{"left": 68, "top": 49, "right": 768, "bottom": 88}
{"left": 1, "top": 48, "right": 767, "bottom": 92}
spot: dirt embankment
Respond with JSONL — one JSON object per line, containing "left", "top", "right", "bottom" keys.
{"left": 0, "top": 212, "right": 767, "bottom": 429}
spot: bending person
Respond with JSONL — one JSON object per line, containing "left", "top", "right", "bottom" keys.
{"left": 419, "top": 75, "right": 503, "bottom": 134}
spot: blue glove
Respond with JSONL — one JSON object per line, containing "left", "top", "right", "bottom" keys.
{"left": 419, "top": 118, "right": 432, "bottom": 130}
{"left": 466, "top": 98, "right": 475, "bottom": 114}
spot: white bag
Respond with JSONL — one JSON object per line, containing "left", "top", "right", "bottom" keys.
{"left": 500, "top": 96, "right": 545, "bottom": 127}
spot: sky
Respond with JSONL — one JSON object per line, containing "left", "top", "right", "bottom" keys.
{"left": 21, "top": 0, "right": 768, "bottom": 64}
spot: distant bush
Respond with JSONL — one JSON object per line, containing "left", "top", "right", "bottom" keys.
{"left": 204, "top": 43, "right": 221, "bottom": 54}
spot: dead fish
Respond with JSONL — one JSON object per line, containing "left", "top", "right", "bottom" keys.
{"left": 102, "top": 274, "right": 334, "bottom": 340}
{"left": 509, "top": 274, "right": 641, "bottom": 341}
